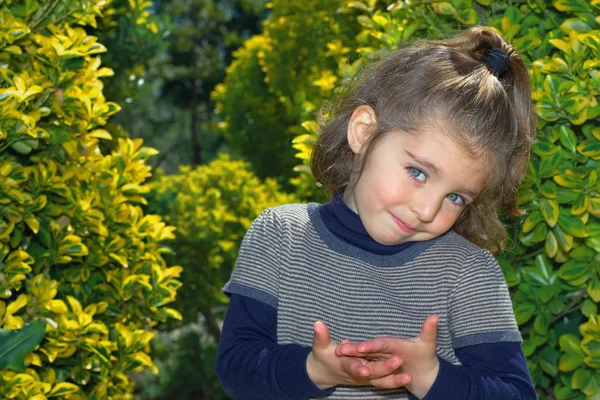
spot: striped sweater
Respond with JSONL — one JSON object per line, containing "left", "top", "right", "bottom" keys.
{"left": 223, "top": 203, "right": 522, "bottom": 399}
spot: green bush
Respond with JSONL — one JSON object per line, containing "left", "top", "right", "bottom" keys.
{"left": 212, "top": 0, "right": 361, "bottom": 187}
{"left": 218, "top": 0, "right": 600, "bottom": 398}
{"left": 145, "top": 154, "right": 296, "bottom": 329}
{"left": 133, "top": 324, "right": 227, "bottom": 400}
{"left": 0, "top": 1, "right": 181, "bottom": 398}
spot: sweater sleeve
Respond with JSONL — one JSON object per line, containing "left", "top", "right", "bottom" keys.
{"left": 407, "top": 343, "right": 536, "bottom": 400}
{"left": 215, "top": 293, "right": 335, "bottom": 400}
{"left": 223, "top": 208, "right": 283, "bottom": 308}
{"left": 449, "top": 249, "right": 522, "bottom": 347}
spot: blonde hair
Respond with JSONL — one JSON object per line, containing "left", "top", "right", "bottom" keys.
{"left": 311, "top": 27, "right": 536, "bottom": 253}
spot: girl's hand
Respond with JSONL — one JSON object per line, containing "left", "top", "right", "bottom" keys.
{"left": 306, "top": 321, "right": 412, "bottom": 390}
{"left": 336, "top": 314, "right": 440, "bottom": 399}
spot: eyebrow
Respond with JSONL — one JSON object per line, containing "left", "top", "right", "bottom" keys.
{"left": 404, "top": 150, "right": 480, "bottom": 199}
{"left": 405, "top": 150, "right": 442, "bottom": 176}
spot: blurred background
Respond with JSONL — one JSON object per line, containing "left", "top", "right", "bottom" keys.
{"left": 0, "top": 0, "right": 599, "bottom": 399}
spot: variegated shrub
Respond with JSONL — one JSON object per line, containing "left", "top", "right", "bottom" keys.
{"left": 0, "top": 1, "right": 180, "bottom": 399}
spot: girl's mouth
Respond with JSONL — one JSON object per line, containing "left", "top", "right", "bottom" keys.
{"left": 392, "top": 214, "right": 415, "bottom": 233}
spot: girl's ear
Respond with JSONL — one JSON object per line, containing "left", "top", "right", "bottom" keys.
{"left": 347, "top": 105, "right": 377, "bottom": 154}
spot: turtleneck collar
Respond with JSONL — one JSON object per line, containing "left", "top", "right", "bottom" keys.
{"left": 318, "top": 194, "right": 414, "bottom": 255}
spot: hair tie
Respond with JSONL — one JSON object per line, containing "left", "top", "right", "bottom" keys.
{"left": 483, "top": 48, "right": 510, "bottom": 78}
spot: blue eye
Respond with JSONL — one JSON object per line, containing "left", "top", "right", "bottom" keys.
{"left": 408, "top": 167, "right": 427, "bottom": 182}
{"left": 447, "top": 193, "right": 465, "bottom": 205}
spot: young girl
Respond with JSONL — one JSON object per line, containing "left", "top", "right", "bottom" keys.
{"left": 216, "top": 26, "right": 537, "bottom": 399}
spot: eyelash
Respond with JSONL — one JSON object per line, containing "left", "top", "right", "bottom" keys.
{"left": 406, "top": 166, "right": 466, "bottom": 206}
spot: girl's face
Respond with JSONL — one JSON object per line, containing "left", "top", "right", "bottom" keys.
{"left": 344, "top": 114, "right": 489, "bottom": 246}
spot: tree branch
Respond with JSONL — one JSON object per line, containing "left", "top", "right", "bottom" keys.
{"left": 200, "top": 308, "right": 221, "bottom": 342}
{"left": 30, "top": 0, "right": 61, "bottom": 31}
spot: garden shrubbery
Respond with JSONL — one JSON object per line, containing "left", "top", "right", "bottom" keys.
{"left": 0, "top": 1, "right": 181, "bottom": 398}
{"left": 145, "top": 154, "right": 296, "bottom": 330}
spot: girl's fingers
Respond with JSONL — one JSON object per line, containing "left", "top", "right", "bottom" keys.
{"left": 419, "top": 314, "right": 439, "bottom": 347}
{"left": 336, "top": 339, "right": 353, "bottom": 356}
{"left": 369, "top": 371, "right": 413, "bottom": 389}
{"left": 366, "top": 356, "right": 403, "bottom": 379}
{"left": 312, "top": 321, "right": 331, "bottom": 351}
{"left": 345, "top": 358, "right": 371, "bottom": 379}
{"left": 337, "top": 342, "right": 360, "bottom": 357}
{"left": 357, "top": 337, "right": 390, "bottom": 353}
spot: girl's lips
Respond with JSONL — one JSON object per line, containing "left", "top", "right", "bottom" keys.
{"left": 391, "top": 214, "right": 415, "bottom": 233}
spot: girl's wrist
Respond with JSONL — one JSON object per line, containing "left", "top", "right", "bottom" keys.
{"left": 406, "top": 358, "right": 440, "bottom": 399}
{"left": 306, "top": 351, "right": 336, "bottom": 390}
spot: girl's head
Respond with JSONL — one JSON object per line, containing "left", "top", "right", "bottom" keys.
{"left": 311, "top": 27, "right": 536, "bottom": 253}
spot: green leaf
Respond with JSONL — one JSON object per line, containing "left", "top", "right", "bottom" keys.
{"left": 502, "top": 264, "right": 520, "bottom": 287}
{"left": 557, "top": 259, "right": 589, "bottom": 281}
{"left": 558, "top": 125, "right": 578, "bottom": 154}
{"left": 558, "top": 213, "right": 588, "bottom": 238}
{"left": 539, "top": 152, "right": 564, "bottom": 178}
{"left": 556, "top": 186, "right": 580, "bottom": 203}
{"left": 533, "top": 138, "right": 560, "bottom": 156}
{"left": 585, "top": 236, "right": 600, "bottom": 253}
{"left": 572, "top": 194, "right": 589, "bottom": 216}
{"left": 432, "top": 2, "right": 456, "bottom": 15}
{"left": 570, "top": 245, "right": 596, "bottom": 261}
{"left": 517, "top": 188, "right": 537, "bottom": 205}
{"left": 0, "top": 320, "right": 46, "bottom": 372}
{"left": 572, "top": 368, "right": 593, "bottom": 390}
{"left": 554, "top": 172, "right": 584, "bottom": 189}
{"left": 65, "top": 243, "right": 89, "bottom": 257}
{"left": 545, "top": 230, "right": 559, "bottom": 258}
{"left": 554, "top": 0, "right": 591, "bottom": 13}
{"left": 539, "top": 285, "right": 558, "bottom": 303}
{"left": 456, "top": 8, "right": 477, "bottom": 25}
{"left": 523, "top": 211, "right": 544, "bottom": 233}
{"left": 540, "top": 198, "right": 560, "bottom": 227}
{"left": 48, "top": 382, "right": 80, "bottom": 397}
{"left": 347, "top": 2, "right": 369, "bottom": 11}
{"left": 586, "top": 222, "right": 600, "bottom": 237}
{"left": 559, "top": 334, "right": 584, "bottom": 371}
{"left": 522, "top": 339, "right": 538, "bottom": 357}
{"left": 577, "top": 138, "right": 600, "bottom": 158}
{"left": 514, "top": 302, "right": 536, "bottom": 325}
{"left": 560, "top": 18, "right": 592, "bottom": 34}
{"left": 536, "top": 254, "right": 554, "bottom": 284}
{"left": 581, "top": 299, "right": 597, "bottom": 317}
{"left": 588, "top": 280, "right": 600, "bottom": 302}
{"left": 519, "top": 222, "right": 548, "bottom": 245}
{"left": 541, "top": 180, "right": 558, "bottom": 199}
{"left": 560, "top": 334, "right": 584, "bottom": 355}
{"left": 554, "top": 225, "right": 574, "bottom": 252}
{"left": 534, "top": 313, "right": 550, "bottom": 335}
{"left": 539, "top": 352, "right": 559, "bottom": 377}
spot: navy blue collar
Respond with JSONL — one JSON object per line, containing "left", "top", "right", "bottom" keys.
{"left": 318, "top": 194, "right": 414, "bottom": 255}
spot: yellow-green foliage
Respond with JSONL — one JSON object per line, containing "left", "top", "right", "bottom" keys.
{"left": 221, "top": 0, "right": 600, "bottom": 398}
{"left": 212, "top": 0, "right": 361, "bottom": 185}
{"left": 146, "top": 154, "right": 296, "bottom": 324}
{"left": 212, "top": 36, "right": 298, "bottom": 183}
{"left": 0, "top": 1, "right": 181, "bottom": 399}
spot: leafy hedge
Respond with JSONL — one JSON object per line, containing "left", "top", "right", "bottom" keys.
{"left": 216, "top": 0, "right": 600, "bottom": 398}
{"left": 0, "top": 1, "right": 181, "bottom": 398}
{"left": 212, "top": 0, "right": 361, "bottom": 187}
{"left": 145, "top": 154, "right": 296, "bottom": 330}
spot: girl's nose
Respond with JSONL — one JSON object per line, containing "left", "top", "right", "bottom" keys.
{"left": 410, "top": 195, "right": 443, "bottom": 223}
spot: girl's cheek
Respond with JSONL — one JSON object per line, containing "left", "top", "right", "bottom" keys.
{"left": 437, "top": 209, "right": 461, "bottom": 229}
{"left": 373, "top": 180, "right": 406, "bottom": 205}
